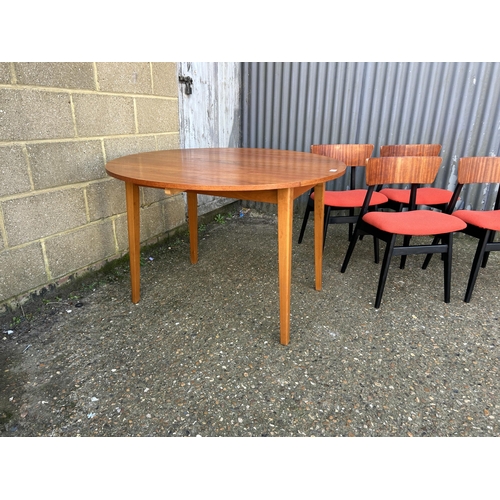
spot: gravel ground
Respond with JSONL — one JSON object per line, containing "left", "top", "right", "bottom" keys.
{"left": 1, "top": 208, "right": 499, "bottom": 438}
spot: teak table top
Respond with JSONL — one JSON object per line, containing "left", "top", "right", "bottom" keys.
{"left": 105, "top": 147, "right": 344, "bottom": 192}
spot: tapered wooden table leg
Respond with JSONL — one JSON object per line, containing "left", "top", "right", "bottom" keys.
{"left": 277, "top": 188, "right": 294, "bottom": 345}
{"left": 125, "top": 182, "right": 141, "bottom": 303}
{"left": 313, "top": 182, "right": 325, "bottom": 291}
{"left": 187, "top": 191, "right": 198, "bottom": 264}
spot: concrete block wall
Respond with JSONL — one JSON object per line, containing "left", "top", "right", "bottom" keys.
{"left": 0, "top": 62, "right": 184, "bottom": 310}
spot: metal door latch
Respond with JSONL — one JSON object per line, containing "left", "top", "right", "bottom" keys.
{"left": 179, "top": 76, "right": 193, "bottom": 95}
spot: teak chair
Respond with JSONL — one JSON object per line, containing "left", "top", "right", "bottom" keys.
{"left": 422, "top": 156, "right": 500, "bottom": 302}
{"left": 340, "top": 156, "right": 467, "bottom": 308}
{"left": 297, "top": 144, "right": 387, "bottom": 256}
{"left": 379, "top": 143, "right": 452, "bottom": 269}
{"left": 379, "top": 144, "right": 452, "bottom": 211}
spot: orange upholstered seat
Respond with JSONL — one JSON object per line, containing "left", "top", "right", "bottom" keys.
{"left": 363, "top": 210, "right": 465, "bottom": 236}
{"left": 379, "top": 186, "right": 452, "bottom": 206}
{"left": 452, "top": 209, "right": 500, "bottom": 231}
{"left": 311, "top": 189, "right": 388, "bottom": 207}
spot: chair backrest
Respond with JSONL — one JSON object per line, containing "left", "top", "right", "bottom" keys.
{"left": 457, "top": 157, "right": 500, "bottom": 185}
{"left": 447, "top": 156, "right": 500, "bottom": 212}
{"left": 311, "top": 144, "right": 374, "bottom": 166}
{"left": 366, "top": 156, "right": 442, "bottom": 187}
{"left": 311, "top": 144, "right": 374, "bottom": 189}
{"left": 380, "top": 144, "right": 441, "bottom": 157}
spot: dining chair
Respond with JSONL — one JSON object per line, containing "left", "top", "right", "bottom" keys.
{"left": 422, "top": 156, "right": 500, "bottom": 302}
{"left": 298, "top": 144, "right": 388, "bottom": 259}
{"left": 379, "top": 143, "right": 453, "bottom": 270}
{"left": 340, "top": 156, "right": 467, "bottom": 308}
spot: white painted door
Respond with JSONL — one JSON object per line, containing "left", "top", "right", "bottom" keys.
{"left": 178, "top": 62, "right": 241, "bottom": 215}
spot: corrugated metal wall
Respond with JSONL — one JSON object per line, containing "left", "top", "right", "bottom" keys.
{"left": 241, "top": 62, "right": 500, "bottom": 212}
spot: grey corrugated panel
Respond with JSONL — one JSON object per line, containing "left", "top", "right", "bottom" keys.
{"left": 241, "top": 62, "right": 500, "bottom": 213}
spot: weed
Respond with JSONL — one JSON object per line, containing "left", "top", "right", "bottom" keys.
{"left": 214, "top": 214, "right": 226, "bottom": 224}
{"left": 10, "top": 316, "right": 21, "bottom": 327}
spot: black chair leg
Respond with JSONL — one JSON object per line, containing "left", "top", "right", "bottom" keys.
{"left": 400, "top": 235, "right": 411, "bottom": 269}
{"left": 464, "top": 231, "right": 490, "bottom": 303}
{"left": 323, "top": 206, "right": 331, "bottom": 249}
{"left": 373, "top": 237, "right": 380, "bottom": 264}
{"left": 341, "top": 225, "right": 362, "bottom": 273}
{"left": 298, "top": 203, "right": 312, "bottom": 244}
{"left": 422, "top": 236, "right": 441, "bottom": 269}
{"left": 481, "top": 230, "right": 496, "bottom": 268}
{"left": 348, "top": 208, "right": 355, "bottom": 240}
{"left": 374, "top": 234, "right": 397, "bottom": 308}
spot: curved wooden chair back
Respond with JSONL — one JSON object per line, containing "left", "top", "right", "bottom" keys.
{"left": 311, "top": 144, "right": 374, "bottom": 168}
{"left": 366, "top": 156, "right": 442, "bottom": 191}
{"left": 457, "top": 156, "right": 500, "bottom": 185}
{"left": 380, "top": 144, "right": 441, "bottom": 157}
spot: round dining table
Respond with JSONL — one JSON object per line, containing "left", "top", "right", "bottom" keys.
{"left": 105, "top": 148, "right": 346, "bottom": 345}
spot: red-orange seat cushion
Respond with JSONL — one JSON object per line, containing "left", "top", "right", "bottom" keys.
{"left": 311, "top": 189, "right": 388, "bottom": 207}
{"left": 453, "top": 210, "right": 500, "bottom": 231}
{"left": 380, "top": 187, "right": 452, "bottom": 206}
{"left": 363, "top": 210, "right": 467, "bottom": 236}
